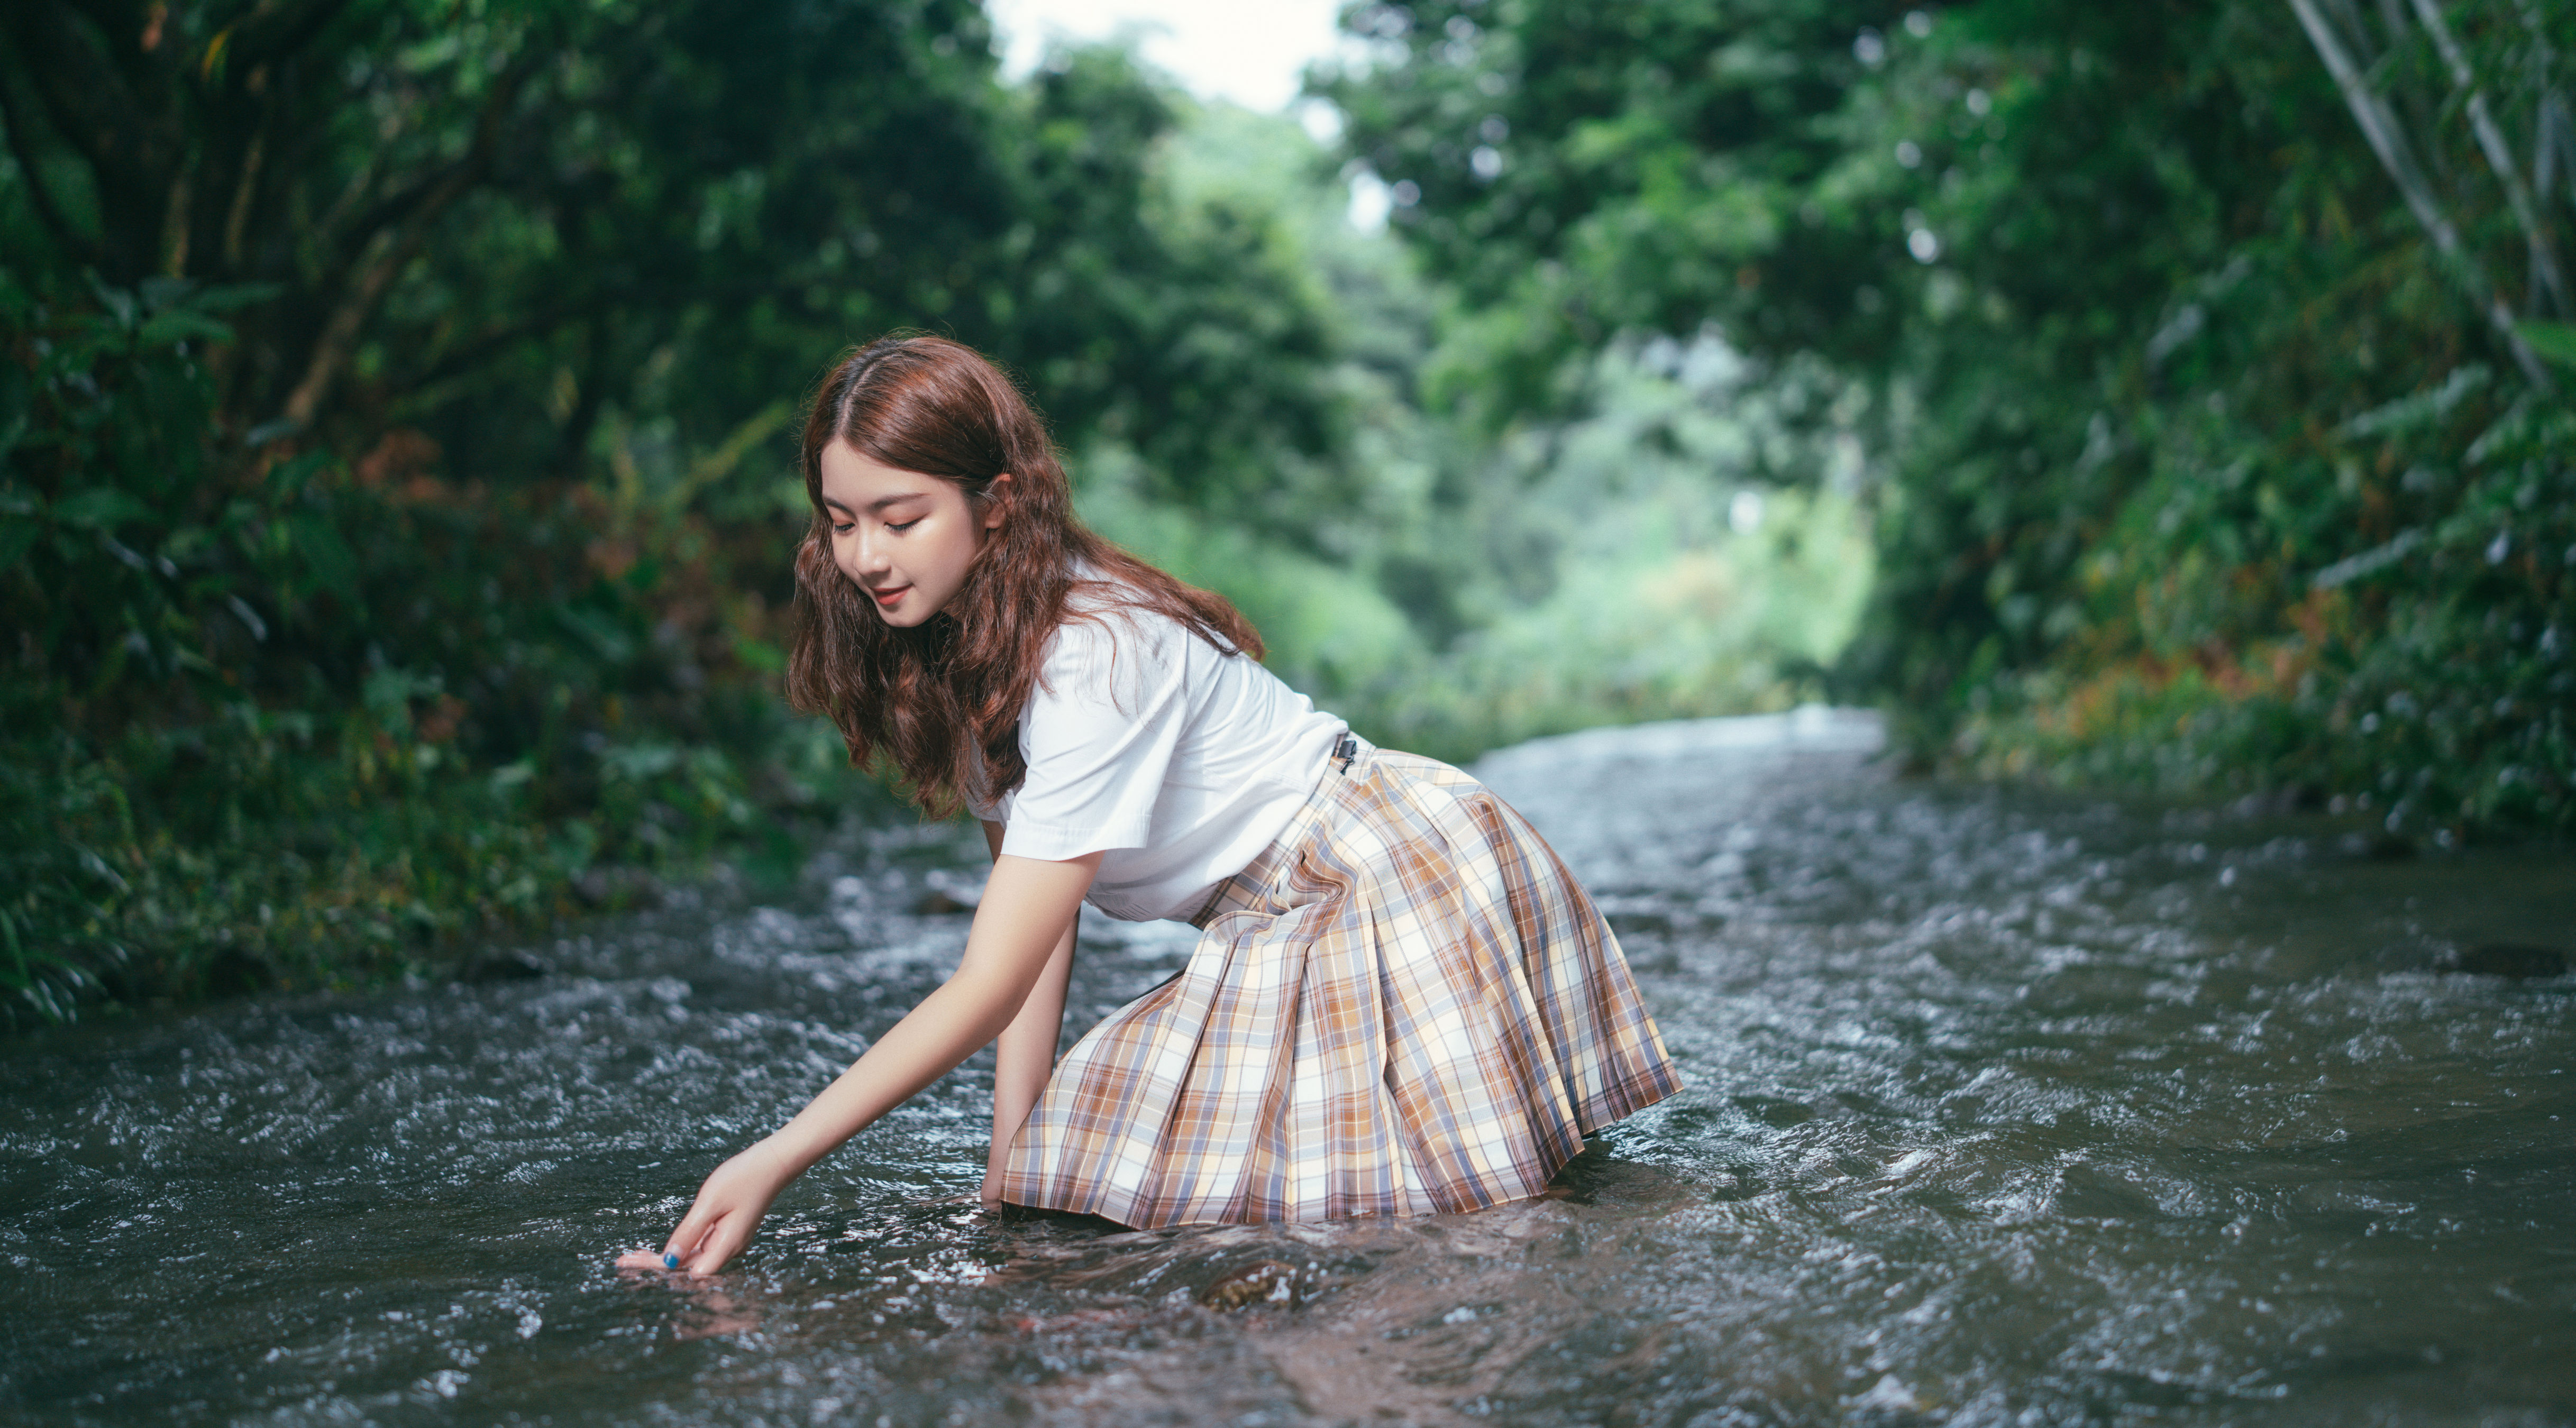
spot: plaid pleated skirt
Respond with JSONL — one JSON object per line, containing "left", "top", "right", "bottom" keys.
{"left": 995, "top": 739, "right": 1681, "bottom": 1229}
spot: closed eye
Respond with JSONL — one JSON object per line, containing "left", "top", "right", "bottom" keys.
{"left": 887, "top": 518, "right": 922, "bottom": 533}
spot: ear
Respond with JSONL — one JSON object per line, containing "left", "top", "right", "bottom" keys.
{"left": 981, "top": 472, "right": 1012, "bottom": 530}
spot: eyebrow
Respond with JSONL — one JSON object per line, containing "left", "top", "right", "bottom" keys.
{"left": 819, "top": 491, "right": 931, "bottom": 516}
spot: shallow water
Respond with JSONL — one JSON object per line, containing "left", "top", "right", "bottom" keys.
{"left": 5, "top": 708, "right": 2573, "bottom": 1427}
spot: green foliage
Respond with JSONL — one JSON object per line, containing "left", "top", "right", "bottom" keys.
{"left": 1009, "top": 59, "right": 1362, "bottom": 534}
{"left": 1339, "top": 335, "right": 1874, "bottom": 758}
{"left": 26, "top": 0, "right": 2565, "bottom": 1026}
{"left": 0, "top": 3, "right": 1370, "bottom": 1023}
{"left": 1322, "top": 0, "right": 1879, "bottom": 420}
{"left": 0, "top": 264, "right": 876, "bottom": 1024}
{"left": 1957, "top": 389, "right": 2574, "bottom": 830}
{"left": 1328, "top": 0, "right": 2574, "bottom": 835}
{"left": 1074, "top": 101, "right": 1873, "bottom": 761}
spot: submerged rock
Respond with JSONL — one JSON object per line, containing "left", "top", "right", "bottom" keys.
{"left": 1199, "top": 1260, "right": 1300, "bottom": 1310}
{"left": 2337, "top": 831, "right": 2418, "bottom": 861}
{"left": 2435, "top": 943, "right": 2569, "bottom": 979}
{"left": 461, "top": 950, "right": 550, "bottom": 984}
{"left": 202, "top": 948, "right": 275, "bottom": 997}
{"left": 573, "top": 867, "right": 662, "bottom": 909}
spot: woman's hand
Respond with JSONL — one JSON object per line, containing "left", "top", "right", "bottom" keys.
{"left": 630, "top": 848, "right": 1102, "bottom": 1271}
{"left": 655, "top": 1139, "right": 802, "bottom": 1274}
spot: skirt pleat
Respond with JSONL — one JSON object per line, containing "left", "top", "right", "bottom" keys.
{"left": 996, "top": 744, "right": 1680, "bottom": 1229}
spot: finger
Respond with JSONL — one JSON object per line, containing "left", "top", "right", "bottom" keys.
{"left": 662, "top": 1198, "right": 719, "bottom": 1262}
{"left": 665, "top": 1226, "right": 717, "bottom": 1271}
{"left": 682, "top": 1211, "right": 754, "bottom": 1275}
{"left": 664, "top": 1207, "right": 723, "bottom": 1273}
{"left": 684, "top": 1218, "right": 743, "bottom": 1275}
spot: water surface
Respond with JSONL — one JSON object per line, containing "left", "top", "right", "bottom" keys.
{"left": 5, "top": 709, "right": 2572, "bottom": 1425}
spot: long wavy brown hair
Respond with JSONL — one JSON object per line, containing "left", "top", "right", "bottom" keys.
{"left": 785, "top": 335, "right": 1263, "bottom": 819}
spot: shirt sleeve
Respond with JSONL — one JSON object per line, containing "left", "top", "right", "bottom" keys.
{"left": 996, "top": 611, "right": 1187, "bottom": 863}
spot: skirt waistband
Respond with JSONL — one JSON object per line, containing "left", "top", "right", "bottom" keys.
{"left": 1329, "top": 729, "right": 1375, "bottom": 776}
{"left": 1188, "top": 729, "right": 1378, "bottom": 929}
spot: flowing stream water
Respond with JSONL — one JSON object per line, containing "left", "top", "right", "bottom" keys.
{"left": 4, "top": 709, "right": 2572, "bottom": 1426}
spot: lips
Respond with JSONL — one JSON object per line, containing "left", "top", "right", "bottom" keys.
{"left": 870, "top": 585, "right": 908, "bottom": 608}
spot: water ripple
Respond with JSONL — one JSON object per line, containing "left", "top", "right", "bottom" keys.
{"left": 4, "top": 711, "right": 2571, "bottom": 1425}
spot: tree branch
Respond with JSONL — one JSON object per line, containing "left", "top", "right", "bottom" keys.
{"left": 395, "top": 291, "right": 625, "bottom": 398}
{"left": 2546, "top": 96, "right": 2574, "bottom": 216}
{"left": 2287, "top": 0, "right": 2554, "bottom": 389}
{"left": 553, "top": 314, "right": 613, "bottom": 476}
{"left": 2511, "top": 3, "right": 2576, "bottom": 232}
{"left": 2408, "top": 0, "right": 2567, "bottom": 318}
{"left": 222, "top": 127, "right": 264, "bottom": 270}
{"left": 277, "top": 60, "right": 534, "bottom": 428}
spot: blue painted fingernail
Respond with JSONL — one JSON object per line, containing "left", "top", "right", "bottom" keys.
{"left": 663, "top": 1253, "right": 679, "bottom": 1269}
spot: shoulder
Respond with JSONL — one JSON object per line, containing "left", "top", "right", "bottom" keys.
{"left": 1052, "top": 579, "right": 1199, "bottom": 658}
{"left": 1037, "top": 592, "right": 1195, "bottom": 698}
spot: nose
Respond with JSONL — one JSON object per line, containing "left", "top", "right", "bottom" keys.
{"left": 841, "top": 524, "right": 891, "bottom": 580}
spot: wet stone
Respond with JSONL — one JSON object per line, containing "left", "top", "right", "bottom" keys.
{"left": 199, "top": 947, "right": 274, "bottom": 997}
{"left": 573, "top": 866, "right": 663, "bottom": 909}
{"left": 1200, "top": 1260, "right": 1303, "bottom": 1310}
{"left": 2435, "top": 942, "right": 2569, "bottom": 978}
{"left": 460, "top": 950, "right": 550, "bottom": 983}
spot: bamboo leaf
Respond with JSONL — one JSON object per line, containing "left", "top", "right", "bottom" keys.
{"left": 282, "top": 511, "right": 360, "bottom": 599}
{"left": 2285, "top": 0, "right": 2555, "bottom": 389}
{"left": 2516, "top": 320, "right": 2576, "bottom": 369}
{"left": 51, "top": 489, "right": 154, "bottom": 529}
{"left": 136, "top": 310, "right": 237, "bottom": 349}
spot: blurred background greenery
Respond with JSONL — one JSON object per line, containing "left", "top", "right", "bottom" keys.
{"left": 3, "top": 0, "right": 2569, "bottom": 1022}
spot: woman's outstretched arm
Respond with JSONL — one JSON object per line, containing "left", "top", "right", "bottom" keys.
{"left": 650, "top": 847, "right": 1101, "bottom": 1273}
{"left": 980, "top": 820, "right": 1077, "bottom": 1206}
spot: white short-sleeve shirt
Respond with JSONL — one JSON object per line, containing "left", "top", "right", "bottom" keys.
{"left": 967, "top": 589, "right": 1346, "bottom": 922}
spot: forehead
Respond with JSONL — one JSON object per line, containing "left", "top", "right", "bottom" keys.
{"left": 817, "top": 441, "right": 953, "bottom": 509}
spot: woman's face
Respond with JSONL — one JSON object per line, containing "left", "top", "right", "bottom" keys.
{"left": 817, "top": 441, "right": 1006, "bottom": 627}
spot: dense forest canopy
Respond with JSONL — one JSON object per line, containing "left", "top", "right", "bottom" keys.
{"left": 1328, "top": 0, "right": 2572, "bottom": 812}
{"left": 3, "top": 0, "right": 2570, "bottom": 1021}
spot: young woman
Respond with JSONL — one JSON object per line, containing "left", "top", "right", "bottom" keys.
{"left": 641, "top": 336, "right": 1678, "bottom": 1273}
